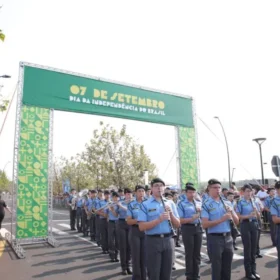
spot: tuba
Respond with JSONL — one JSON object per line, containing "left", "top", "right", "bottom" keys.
{"left": 79, "top": 189, "right": 89, "bottom": 198}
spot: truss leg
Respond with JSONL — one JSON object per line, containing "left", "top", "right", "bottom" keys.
{"left": 47, "top": 235, "right": 59, "bottom": 248}
{"left": 5, "top": 232, "right": 26, "bottom": 259}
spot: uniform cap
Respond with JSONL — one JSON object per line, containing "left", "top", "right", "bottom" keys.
{"left": 151, "top": 178, "right": 165, "bottom": 186}
{"left": 135, "top": 185, "right": 145, "bottom": 191}
{"left": 208, "top": 179, "right": 221, "bottom": 186}
{"left": 124, "top": 188, "right": 132, "bottom": 194}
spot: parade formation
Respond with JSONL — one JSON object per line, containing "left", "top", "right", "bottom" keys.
{"left": 62, "top": 178, "right": 280, "bottom": 280}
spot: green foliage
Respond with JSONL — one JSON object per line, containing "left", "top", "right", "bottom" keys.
{"left": 53, "top": 123, "right": 157, "bottom": 192}
{"left": 0, "top": 170, "right": 11, "bottom": 192}
{"left": 0, "top": 95, "right": 9, "bottom": 112}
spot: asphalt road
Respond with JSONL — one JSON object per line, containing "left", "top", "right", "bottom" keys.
{"left": 0, "top": 200, "right": 279, "bottom": 280}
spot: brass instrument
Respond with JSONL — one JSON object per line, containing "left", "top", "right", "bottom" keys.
{"left": 94, "top": 198, "right": 133, "bottom": 213}
{"left": 219, "top": 194, "right": 240, "bottom": 236}
{"left": 71, "top": 195, "right": 77, "bottom": 210}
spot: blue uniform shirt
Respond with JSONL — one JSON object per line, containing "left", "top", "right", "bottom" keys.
{"left": 127, "top": 200, "right": 143, "bottom": 220}
{"left": 137, "top": 196, "right": 179, "bottom": 235}
{"left": 270, "top": 196, "right": 280, "bottom": 217}
{"left": 202, "top": 193, "right": 209, "bottom": 201}
{"left": 236, "top": 198, "right": 259, "bottom": 221}
{"left": 76, "top": 198, "right": 83, "bottom": 208}
{"left": 105, "top": 204, "right": 119, "bottom": 221}
{"left": 201, "top": 197, "right": 232, "bottom": 233}
{"left": 265, "top": 196, "right": 275, "bottom": 209}
{"left": 117, "top": 200, "right": 130, "bottom": 219}
{"left": 96, "top": 199, "right": 108, "bottom": 219}
{"left": 177, "top": 199, "right": 201, "bottom": 224}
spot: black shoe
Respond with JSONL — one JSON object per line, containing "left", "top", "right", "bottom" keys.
{"left": 110, "top": 259, "right": 115, "bottom": 263}
{"left": 256, "top": 254, "right": 263, "bottom": 258}
{"left": 127, "top": 268, "right": 132, "bottom": 275}
{"left": 176, "top": 242, "right": 181, "bottom": 247}
{"left": 172, "top": 266, "right": 176, "bottom": 270}
{"left": 121, "top": 270, "right": 127, "bottom": 275}
{"left": 114, "top": 259, "right": 119, "bottom": 262}
{"left": 102, "top": 251, "right": 107, "bottom": 254}
{"left": 246, "top": 275, "right": 256, "bottom": 280}
{"left": 234, "top": 246, "right": 238, "bottom": 250}
{"left": 252, "top": 272, "right": 260, "bottom": 279}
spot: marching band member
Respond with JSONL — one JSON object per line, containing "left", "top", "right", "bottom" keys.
{"left": 82, "top": 191, "right": 89, "bottom": 237}
{"left": 76, "top": 195, "right": 83, "bottom": 233}
{"left": 227, "top": 191, "right": 238, "bottom": 250}
{"left": 252, "top": 187, "right": 263, "bottom": 258}
{"left": 68, "top": 188, "right": 77, "bottom": 230}
{"left": 270, "top": 181, "right": 280, "bottom": 280}
{"left": 126, "top": 185, "right": 146, "bottom": 280}
{"left": 178, "top": 183, "right": 202, "bottom": 280}
{"left": 264, "top": 187, "right": 276, "bottom": 246}
{"left": 201, "top": 179, "right": 239, "bottom": 280}
{"left": 145, "top": 185, "right": 152, "bottom": 199}
{"left": 95, "top": 190, "right": 109, "bottom": 253}
{"left": 138, "top": 178, "right": 180, "bottom": 280}
{"left": 85, "top": 190, "right": 97, "bottom": 241}
{"left": 236, "top": 184, "right": 261, "bottom": 280}
{"left": 105, "top": 191, "right": 120, "bottom": 262}
{"left": 117, "top": 188, "right": 133, "bottom": 275}
{"left": 94, "top": 190, "right": 103, "bottom": 246}
{"left": 118, "top": 188, "right": 125, "bottom": 201}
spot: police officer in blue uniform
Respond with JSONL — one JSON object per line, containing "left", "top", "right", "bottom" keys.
{"left": 105, "top": 191, "right": 120, "bottom": 262}
{"left": 269, "top": 181, "right": 280, "bottom": 280}
{"left": 138, "top": 178, "right": 180, "bottom": 280}
{"left": 178, "top": 183, "right": 203, "bottom": 280}
{"left": 201, "top": 179, "right": 239, "bottom": 280}
{"left": 127, "top": 185, "right": 147, "bottom": 280}
{"left": 117, "top": 188, "right": 133, "bottom": 275}
{"left": 236, "top": 184, "right": 261, "bottom": 280}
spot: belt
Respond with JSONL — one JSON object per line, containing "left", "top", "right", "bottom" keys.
{"left": 109, "top": 220, "right": 118, "bottom": 223}
{"left": 208, "top": 232, "right": 231, "bottom": 237}
{"left": 146, "top": 233, "right": 172, "bottom": 238}
{"left": 118, "top": 218, "right": 126, "bottom": 221}
{"left": 182, "top": 223, "right": 200, "bottom": 227}
{"left": 242, "top": 219, "right": 257, "bottom": 223}
{"left": 132, "top": 224, "right": 139, "bottom": 227}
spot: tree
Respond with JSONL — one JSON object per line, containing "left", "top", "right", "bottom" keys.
{"left": 0, "top": 95, "right": 9, "bottom": 112}
{"left": 52, "top": 156, "right": 94, "bottom": 194}
{"left": 0, "top": 170, "right": 10, "bottom": 192}
{"left": 0, "top": 7, "right": 5, "bottom": 42}
{"left": 82, "top": 122, "right": 157, "bottom": 189}
{"left": 0, "top": 29, "right": 5, "bottom": 42}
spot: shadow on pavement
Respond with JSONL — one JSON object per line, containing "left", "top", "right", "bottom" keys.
{"left": 32, "top": 259, "right": 112, "bottom": 278}
{"left": 265, "top": 259, "right": 277, "bottom": 269}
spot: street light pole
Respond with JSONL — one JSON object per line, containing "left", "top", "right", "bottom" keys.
{"left": 253, "top": 138, "right": 266, "bottom": 185}
{"left": 231, "top": 168, "right": 236, "bottom": 183}
{"left": 214, "top": 116, "right": 231, "bottom": 188}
